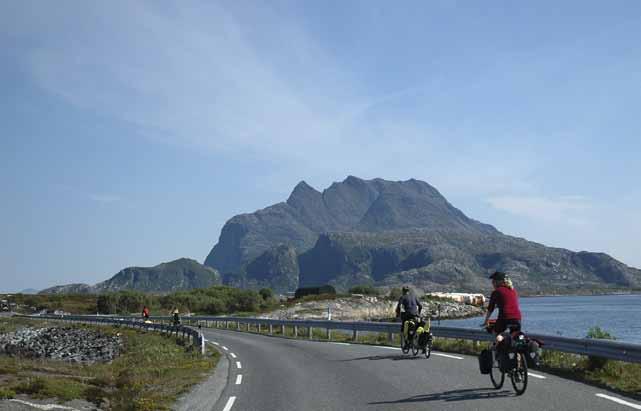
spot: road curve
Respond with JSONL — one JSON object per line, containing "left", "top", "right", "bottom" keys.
{"left": 203, "top": 328, "right": 639, "bottom": 411}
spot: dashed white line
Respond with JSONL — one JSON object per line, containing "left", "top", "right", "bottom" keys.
{"left": 235, "top": 374, "right": 243, "bottom": 385}
{"left": 230, "top": 352, "right": 237, "bottom": 358}
{"left": 596, "top": 394, "right": 641, "bottom": 410}
{"left": 528, "top": 372, "right": 547, "bottom": 379}
{"left": 236, "top": 361, "right": 242, "bottom": 369}
{"left": 331, "top": 342, "right": 351, "bottom": 346}
{"left": 212, "top": 341, "right": 219, "bottom": 346}
{"left": 433, "top": 353, "right": 464, "bottom": 360}
{"left": 222, "top": 346, "right": 229, "bottom": 351}
{"left": 222, "top": 396, "right": 236, "bottom": 411}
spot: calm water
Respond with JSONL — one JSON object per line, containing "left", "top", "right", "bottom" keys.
{"left": 438, "top": 294, "right": 641, "bottom": 344}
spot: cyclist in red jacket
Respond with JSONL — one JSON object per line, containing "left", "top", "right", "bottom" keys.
{"left": 483, "top": 271, "right": 522, "bottom": 335}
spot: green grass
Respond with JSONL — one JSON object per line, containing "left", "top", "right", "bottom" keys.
{"left": 0, "top": 317, "right": 219, "bottom": 410}
{"left": 0, "top": 387, "right": 16, "bottom": 400}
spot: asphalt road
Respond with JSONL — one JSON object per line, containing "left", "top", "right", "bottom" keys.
{"left": 202, "top": 328, "right": 641, "bottom": 411}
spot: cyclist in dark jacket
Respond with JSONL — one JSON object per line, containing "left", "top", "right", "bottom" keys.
{"left": 396, "top": 286, "right": 423, "bottom": 336}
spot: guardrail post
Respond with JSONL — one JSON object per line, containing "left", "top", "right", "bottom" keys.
{"left": 237, "top": 321, "right": 240, "bottom": 331}
{"left": 309, "top": 326, "right": 313, "bottom": 340}
{"left": 269, "top": 324, "right": 273, "bottom": 335}
{"left": 201, "top": 334, "right": 205, "bottom": 355}
{"left": 353, "top": 329, "right": 358, "bottom": 342}
{"left": 327, "top": 328, "right": 331, "bottom": 341}
{"left": 388, "top": 332, "right": 393, "bottom": 345}
{"left": 258, "top": 323, "right": 261, "bottom": 333}
{"left": 294, "top": 325, "right": 298, "bottom": 337}
{"left": 281, "top": 324, "right": 285, "bottom": 336}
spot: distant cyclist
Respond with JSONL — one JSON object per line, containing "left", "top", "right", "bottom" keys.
{"left": 142, "top": 306, "right": 150, "bottom": 320}
{"left": 483, "top": 271, "right": 522, "bottom": 342}
{"left": 395, "top": 286, "right": 423, "bottom": 340}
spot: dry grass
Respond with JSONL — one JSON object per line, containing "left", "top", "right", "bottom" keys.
{"left": 0, "top": 317, "right": 219, "bottom": 410}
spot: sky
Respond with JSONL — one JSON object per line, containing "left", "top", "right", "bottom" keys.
{"left": 1, "top": 1, "right": 640, "bottom": 292}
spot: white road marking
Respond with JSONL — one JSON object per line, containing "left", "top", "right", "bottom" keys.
{"left": 230, "top": 352, "right": 237, "bottom": 358}
{"left": 433, "top": 353, "right": 464, "bottom": 360}
{"left": 235, "top": 374, "right": 243, "bottom": 385}
{"left": 10, "top": 399, "right": 79, "bottom": 410}
{"left": 236, "top": 361, "right": 242, "bottom": 369}
{"left": 222, "top": 346, "right": 229, "bottom": 351}
{"left": 331, "top": 342, "right": 351, "bottom": 346}
{"left": 212, "top": 341, "right": 219, "bottom": 346}
{"left": 222, "top": 396, "right": 236, "bottom": 411}
{"left": 379, "top": 346, "right": 400, "bottom": 351}
{"left": 596, "top": 394, "right": 641, "bottom": 410}
{"left": 528, "top": 372, "right": 547, "bottom": 379}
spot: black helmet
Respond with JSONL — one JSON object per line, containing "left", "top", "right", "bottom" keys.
{"left": 402, "top": 285, "right": 410, "bottom": 293}
{"left": 489, "top": 271, "right": 506, "bottom": 281}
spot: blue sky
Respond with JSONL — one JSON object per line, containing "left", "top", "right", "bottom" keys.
{"left": 1, "top": 1, "right": 640, "bottom": 292}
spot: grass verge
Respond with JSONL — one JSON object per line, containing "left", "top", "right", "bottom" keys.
{"left": 0, "top": 317, "right": 219, "bottom": 410}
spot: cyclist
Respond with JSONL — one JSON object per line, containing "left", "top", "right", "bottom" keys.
{"left": 483, "top": 271, "right": 522, "bottom": 346}
{"left": 142, "top": 306, "right": 150, "bottom": 320}
{"left": 395, "top": 286, "right": 423, "bottom": 348}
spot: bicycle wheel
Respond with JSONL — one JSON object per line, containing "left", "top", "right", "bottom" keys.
{"left": 490, "top": 352, "right": 505, "bottom": 389}
{"left": 411, "top": 334, "right": 420, "bottom": 356}
{"left": 510, "top": 352, "right": 528, "bottom": 395}
{"left": 401, "top": 333, "right": 409, "bottom": 354}
{"left": 424, "top": 338, "right": 432, "bottom": 359}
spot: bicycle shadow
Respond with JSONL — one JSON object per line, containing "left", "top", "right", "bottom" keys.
{"left": 339, "top": 353, "right": 424, "bottom": 362}
{"left": 369, "top": 388, "right": 513, "bottom": 405}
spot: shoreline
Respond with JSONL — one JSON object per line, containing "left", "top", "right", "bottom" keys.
{"left": 520, "top": 291, "right": 641, "bottom": 298}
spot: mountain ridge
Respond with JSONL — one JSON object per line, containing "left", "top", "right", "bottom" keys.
{"left": 39, "top": 258, "right": 221, "bottom": 295}
{"left": 205, "top": 176, "right": 641, "bottom": 294}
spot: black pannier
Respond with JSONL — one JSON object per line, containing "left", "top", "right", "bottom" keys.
{"left": 526, "top": 339, "right": 542, "bottom": 368}
{"left": 478, "top": 349, "right": 493, "bottom": 374}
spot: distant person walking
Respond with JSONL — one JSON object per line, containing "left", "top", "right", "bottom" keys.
{"left": 172, "top": 307, "right": 180, "bottom": 326}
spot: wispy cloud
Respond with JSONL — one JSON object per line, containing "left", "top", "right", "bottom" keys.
{"left": 487, "top": 195, "right": 592, "bottom": 226}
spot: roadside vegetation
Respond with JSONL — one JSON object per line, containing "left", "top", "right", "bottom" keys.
{"left": 0, "top": 317, "right": 219, "bottom": 410}
{"left": 3, "top": 286, "right": 279, "bottom": 316}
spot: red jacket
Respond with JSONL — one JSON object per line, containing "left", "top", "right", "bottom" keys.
{"left": 488, "top": 286, "right": 521, "bottom": 320}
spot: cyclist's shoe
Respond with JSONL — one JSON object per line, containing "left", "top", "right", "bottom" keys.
{"left": 422, "top": 348, "right": 427, "bottom": 354}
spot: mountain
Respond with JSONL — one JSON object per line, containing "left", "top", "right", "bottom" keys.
{"left": 205, "top": 177, "right": 494, "bottom": 274}
{"left": 205, "top": 176, "right": 641, "bottom": 294}
{"left": 19, "top": 288, "right": 39, "bottom": 294}
{"left": 39, "top": 258, "right": 221, "bottom": 294}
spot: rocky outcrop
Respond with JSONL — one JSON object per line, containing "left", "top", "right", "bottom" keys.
{"left": 0, "top": 327, "right": 121, "bottom": 363}
{"left": 243, "top": 245, "right": 300, "bottom": 293}
{"left": 40, "top": 258, "right": 221, "bottom": 294}
{"left": 260, "top": 296, "right": 483, "bottom": 321}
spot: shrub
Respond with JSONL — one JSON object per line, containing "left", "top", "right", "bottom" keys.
{"left": 348, "top": 285, "right": 380, "bottom": 296}
{"left": 259, "top": 288, "right": 274, "bottom": 300}
{"left": 0, "top": 387, "right": 15, "bottom": 399}
{"left": 586, "top": 326, "right": 616, "bottom": 370}
{"left": 294, "top": 285, "right": 336, "bottom": 299}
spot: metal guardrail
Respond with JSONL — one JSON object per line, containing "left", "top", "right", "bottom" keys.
{"left": 18, "top": 314, "right": 206, "bottom": 355}
{"left": 177, "top": 315, "right": 641, "bottom": 364}
{"left": 21, "top": 314, "right": 641, "bottom": 364}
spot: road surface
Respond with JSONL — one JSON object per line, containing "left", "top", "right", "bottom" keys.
{"left": 201, "top": 328, "right": 640, "bottom": 411}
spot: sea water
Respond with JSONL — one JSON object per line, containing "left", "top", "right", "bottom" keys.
{"left": 438, "top": 294, "right": 641, "bottom": 344}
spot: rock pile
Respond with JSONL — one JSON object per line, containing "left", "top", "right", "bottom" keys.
{"left": 0, "top": 327, "right": 122, "bottom": 363}
{"left": 261, "top": 296, "right": 483, "bottom": 321}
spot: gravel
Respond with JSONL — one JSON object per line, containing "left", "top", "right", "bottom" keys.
{"left": 0, "top": 327, "right": 122, "bottom": 363}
